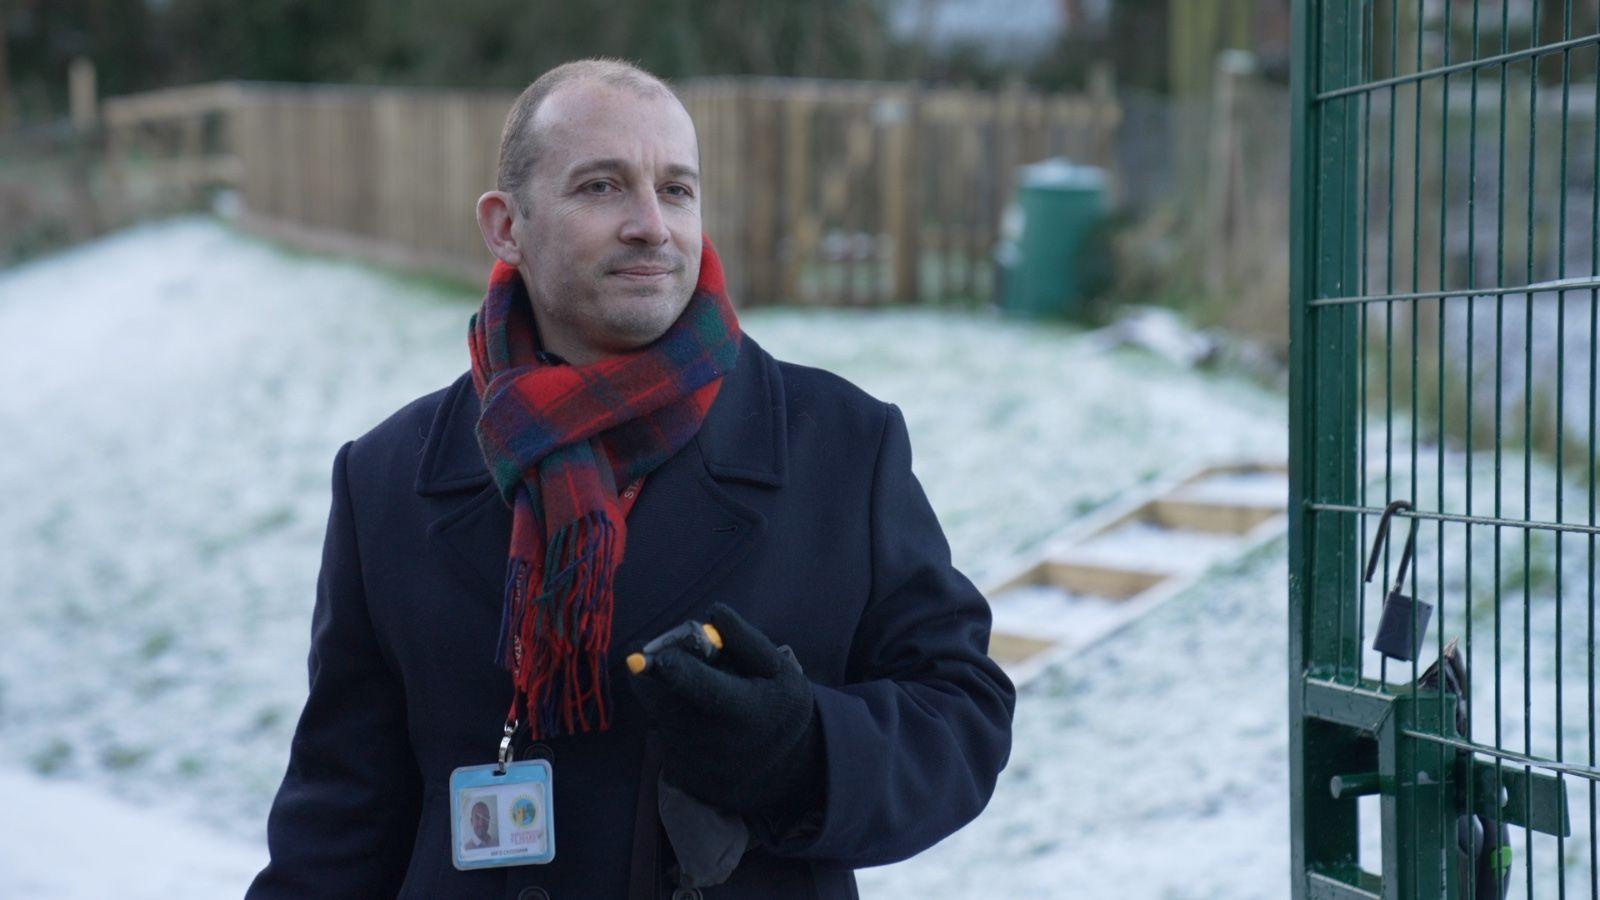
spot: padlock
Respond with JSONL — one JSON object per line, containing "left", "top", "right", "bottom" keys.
{"left": 1364, "top": 500, "right": 1432, "bottom": 662}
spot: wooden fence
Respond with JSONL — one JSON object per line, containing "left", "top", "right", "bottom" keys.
{"left": 101, "top": 77, "right": 1120, "bottom": 306}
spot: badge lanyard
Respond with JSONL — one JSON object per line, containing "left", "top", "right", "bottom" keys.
{"left": 448, "top": 475, "right": 644, "bottom": 872}
{"left": 447, "top": 709, "right": 557, "bottom": 869}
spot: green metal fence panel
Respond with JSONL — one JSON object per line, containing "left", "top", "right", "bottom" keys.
{"left": 1291, "top": 2, "right": 1600, "bottom": 898}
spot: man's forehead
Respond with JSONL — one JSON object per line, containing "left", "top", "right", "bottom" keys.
{"left": 533, "top": 80, "right": 698, "bottom": 168}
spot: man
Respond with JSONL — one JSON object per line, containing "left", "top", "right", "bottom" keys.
{"left": 465, "top": 801, "right": 499, "bottom": 852}
{"left": 247, "top": 58, "right": 1014, "bottom": 899}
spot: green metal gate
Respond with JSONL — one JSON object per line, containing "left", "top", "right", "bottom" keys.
{"left": 1291, "top": 1, "right": 1600, "bottom": 897}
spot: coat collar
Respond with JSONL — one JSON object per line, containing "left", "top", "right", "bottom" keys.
{"left": 415, "top": 329, "right": 786, "bottom": 674}
{"left": 414, "top": 330, "right": 786, "bottom": 496}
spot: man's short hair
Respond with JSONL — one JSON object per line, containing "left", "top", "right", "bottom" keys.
{"left": 497, "top": 58, "right": 680, "bottom": 209}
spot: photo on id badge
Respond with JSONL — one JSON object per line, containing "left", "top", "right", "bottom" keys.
{"left": 450, "top": 760, "right": 555, "bottom": 869}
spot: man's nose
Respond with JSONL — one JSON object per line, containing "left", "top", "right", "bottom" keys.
{"left": 618, "top": 189, "right": 669, "bottom": 246}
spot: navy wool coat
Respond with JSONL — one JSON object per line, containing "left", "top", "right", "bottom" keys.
{"left": 247, "top": 331, "right": 1016, "bottom": 899}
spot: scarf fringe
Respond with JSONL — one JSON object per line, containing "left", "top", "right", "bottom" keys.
{"left": 495, "top": 509, "right": 620, "bottom": 741}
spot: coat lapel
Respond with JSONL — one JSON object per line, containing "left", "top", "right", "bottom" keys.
{"left": 417, "top": 331, "right": 786, "bottom": 673}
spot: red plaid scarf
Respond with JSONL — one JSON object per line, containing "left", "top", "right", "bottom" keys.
{"left": 467, "top": 237, "right": 741, "bottom": 739}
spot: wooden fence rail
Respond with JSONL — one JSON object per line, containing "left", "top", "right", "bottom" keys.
{"left": 102, "top": 77, "right": 1121, "bottom": 306}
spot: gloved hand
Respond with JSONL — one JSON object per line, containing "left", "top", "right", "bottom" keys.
{"left": 627, "top": 603, "right": 823, "bottom": 818}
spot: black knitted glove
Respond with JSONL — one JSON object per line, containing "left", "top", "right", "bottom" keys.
{"left": 628, "top": 603, "right": 823, "bottom": 817}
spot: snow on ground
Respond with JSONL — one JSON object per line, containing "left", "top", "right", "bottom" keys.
{"left": 0, "top": 216, "right": 471, "bottom": 845}
{"left": 1345, "top": 442, "right": 1600, "bottom": 897}
{"left": 858, "top": 538, "right": 1292, "bottom": 899}
{"left": 0, "top": 215, "right": 1296, "bottom": 898}
{"left": 0, "top": 768, "right": 262, "bottom": 897}
{"left": 736, "top": 301, "right": 1288, "bottom": 588}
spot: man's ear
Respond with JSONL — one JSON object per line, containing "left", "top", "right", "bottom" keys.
{"left": 476, "top": 190, "right": 524, "bottom": 266}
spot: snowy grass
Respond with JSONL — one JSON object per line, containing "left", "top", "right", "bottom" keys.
{"left": 0, "top": 214, "right": 1294, "bottom": 898}
{"left": 858, "top": 536, "right": 1293, "bottom": 899}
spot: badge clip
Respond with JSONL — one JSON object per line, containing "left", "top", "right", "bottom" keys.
{"left": 496, "top": 718, "right": 516, "bottom": 776}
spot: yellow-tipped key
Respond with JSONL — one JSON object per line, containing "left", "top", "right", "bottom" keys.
{"left": 627, "top": 621, "right": 723, "bottom": 674}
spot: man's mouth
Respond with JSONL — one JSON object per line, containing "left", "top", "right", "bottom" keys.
{"left": 611, "top": 267, "right": 674, "bottom": 281}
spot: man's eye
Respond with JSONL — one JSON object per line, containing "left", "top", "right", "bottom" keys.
{"left": 583, "top": 181, "right": 616, "bottom": 194}
{"left": 662, "top": 184, "right": 693, "bottom": 198}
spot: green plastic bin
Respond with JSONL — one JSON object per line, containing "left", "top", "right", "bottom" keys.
{"left": 994, "top": 158, "right": 1109, "bottom": 320}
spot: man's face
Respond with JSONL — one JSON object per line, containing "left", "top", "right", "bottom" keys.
{"left": 509, "top": 80, "right": 702, "bottom": 365}
{"left": 471, "top": 803, "right": 491, "bottom": 841}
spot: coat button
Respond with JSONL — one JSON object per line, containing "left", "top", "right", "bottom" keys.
{"left": 671, "top": 889, "right": 704, "bottom": 900}
{"left": 516, "top": 888, "right": 551, "bottom": 900}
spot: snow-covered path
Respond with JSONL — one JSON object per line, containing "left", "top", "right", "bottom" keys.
{"left": 0, "top": 216, "right": 1291, "bottom": 898}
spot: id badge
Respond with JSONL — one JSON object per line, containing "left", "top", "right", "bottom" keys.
{"left": 449, "top": 759, "right": 556, "bottom": 870}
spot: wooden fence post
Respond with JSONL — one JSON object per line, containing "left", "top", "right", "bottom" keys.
{"left": 69, "top": 57, "right": 98, "bottom": 134}
{"left": 781, "top": 87, "right": 816, "bottom": 304}
{"left": 743, "top": 83, "right": 780, "bottom": 304}
{"left": 883, "top": 85, "right": 921, "bottom": 303}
